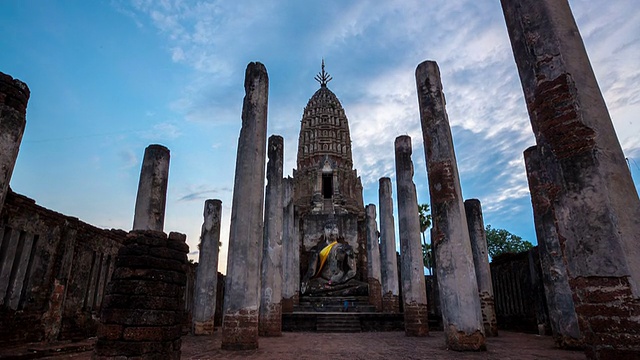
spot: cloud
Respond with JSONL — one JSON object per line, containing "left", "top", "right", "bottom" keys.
{"left": 177, "top": 185, "right": 231, "bottom": 202}
{"left": 111, "top": 0, "right": 640, "bottom": 245}
{"left": 142, "top": 122, "right": 182, "bottom": 140}
{"left": 118, "top": 148, "right": 138, "bottom": 169}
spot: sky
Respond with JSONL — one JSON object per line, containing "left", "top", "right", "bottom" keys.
{"left": 1, "top": 0, "right": 638, "bottom": 274}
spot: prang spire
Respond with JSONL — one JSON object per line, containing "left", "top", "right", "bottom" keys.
{"left": 314, "top": 59, "right": 333, "bottom": 87}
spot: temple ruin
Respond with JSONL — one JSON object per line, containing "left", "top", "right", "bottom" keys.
{"left": 1, "top": 0, "right": 639, "bottom": 357}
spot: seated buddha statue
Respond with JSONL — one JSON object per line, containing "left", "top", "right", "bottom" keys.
{"left": 301, "top": 221, "right": 367, "bottom": 296}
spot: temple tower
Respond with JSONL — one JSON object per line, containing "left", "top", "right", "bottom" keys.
{"left": 293, "top": 61, "right": 367, "bottom": 299}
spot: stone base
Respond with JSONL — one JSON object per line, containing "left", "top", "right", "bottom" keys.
{"left": 553, "top": 334, "right": 584, "bottom": 350}
{"left": 193, "top": 320, "right": 215, "bottom": 335}
{"left": 368, "top": 278, "right": 383, "bottom": 312}
{"left": 305, "top": 278, "right": 368, "bottom": 296}
{"left": 259, "top": 303, "right": 282, "bottom": 337}
{"left": 479, "top": 291, "right": 498, "bottom": 337}
{"left": 445, "top": 326, "right": 486, "bottom": 351}
{"left": 571, "top": 276, "right": 640, "bottom": 358}
{"left": 382, "top": 292, "right": 399, "bottom": 313}
{"left": 221, "top": 309, "right": 259, "bottom": 350}
{"left": 93, "top": 231, "right": 188, "bottom": 359}
{"left": 403, "top": 302, "right": 429, "bottom": 336}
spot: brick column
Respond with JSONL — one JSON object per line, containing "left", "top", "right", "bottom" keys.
{"left": 524, "top": 146, "right": 583, "bottom": 348}
{"left": 394, "top": 135, "right": 429, "bottom": 337}
{"left": 379, "top": 177, "right": 400, "bottom": 313}
{"left": 192, "top": 199, "right": 222, "bottom": 335}
{"left": 0, "top": 72, "right": 29, "bottom": 215}
{"left": 464, "top": 199, "right": 498, "bottom": 337}
{"left": 416, "top": 60, "right": 485, "bottom": 351}
{"left": 94, "top": 231, "right": 188, "bottom": 359}
{"left": 365, "top": 204, "right": 383, "bottom": 312}
{"left": 132, "top": 144, "right": 170, "bottom": 232}
{"left": 281, "top": 177, "right": 299, "bottom": 313}
{"left": 221, "top": 62, "right": 269, "bottom": 350}
{"left": 501, "top": 1, "right": 640, "bottom": 357}
{"left": 259, "top": 135, "right": 284, "bottom": 336}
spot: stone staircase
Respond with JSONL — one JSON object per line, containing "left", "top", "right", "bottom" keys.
{"left": 316, "top": 314, "right": 361, "bottom": 332}
{"left": 294, "top": 296, "right": 375, "bottom": 313}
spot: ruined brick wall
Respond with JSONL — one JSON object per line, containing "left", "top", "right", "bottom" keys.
{"left": 490, "top": 248, "right": 549, "bottom": 333}
{"left": 94, "top": 231, "right": 188, "bottom": 359}
{"left": 0, "top": 190, "right": 127, "bottom": 344}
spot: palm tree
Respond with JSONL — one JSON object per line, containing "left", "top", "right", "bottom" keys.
{"left": 418, "top": 204, "right": 432, "bottom": 275}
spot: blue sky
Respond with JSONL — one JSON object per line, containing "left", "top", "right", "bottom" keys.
{"left": 1, "top": 1, "right": 639, "bottom": 273}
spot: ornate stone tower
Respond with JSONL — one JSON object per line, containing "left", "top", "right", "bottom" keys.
{"left": 293, "top": 61, "right": 365, "bottom": 216}
{"left": 293, "top": 61, "right": 367, "bottom": 297}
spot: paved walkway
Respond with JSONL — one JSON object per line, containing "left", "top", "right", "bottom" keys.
{"left": 2, "top": 331, "right": 586, "bottom": 360}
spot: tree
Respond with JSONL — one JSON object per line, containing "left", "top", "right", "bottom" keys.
{"left": 484, "top": 225, "right": 533, "bottom": 258}
{"left": 418, "top": 204, "right": 433, "bottom": 274}
{"left": 422, "top": 242, "right": 433, "bottom": 274}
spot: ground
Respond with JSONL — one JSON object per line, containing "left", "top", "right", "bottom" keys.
{"left": 0, "top": 331, "right": 586, "bottom": 359}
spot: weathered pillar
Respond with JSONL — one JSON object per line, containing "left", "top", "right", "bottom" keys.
{"left": 378, "top": 177, "right": 400, "bottom": 313}
{"left": 416, "top": 60, "right": 485, "bottom": 351}
{"left": 0, "top": 72, "right": 29, "bottom": 216}
{"left": 281, "top": 177, "right": 299, "bottom": 313}
{"left": 259, "top": 135, "right": 284, "bottom": 336}
{"left": 221, "top": 62, "right": 269, "bottom": 350}
{"left": 524, "top": 146, "right": 582, "bottom": 349}
{"left": 192, "top": 199, "right": 222, "bottom": 335}
{"left": 501, "top": 1, "right": 640, "bottom": 357}
{"left": 94, "top": 231, "right": 188, "bottom": 359}
{"left": 464, "top": 199, "right": 498, "bottom": 337}
{"left": 132, "top": 144, "right": 170, "bottom": 232}
{"left": 394, "top": 135, "right": 429, "bottom": 337}
{"left": 365, "top": 204, "right": 383, "bottom": 312}
{"left": 41, "top": 220, "right": 78, "bottom": 341}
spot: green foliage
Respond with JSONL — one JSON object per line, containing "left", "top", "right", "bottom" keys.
{"left": 422, "top": 242, "right": 433, "bottom": 273}
{"left": 418, "top": 204, "right": 431, "bottom": 233}
{"left": 485, "top": 225, "right": 534, "bottom": 258}
{"left": 418, "top": 203, "right": 433, "bottom": 275}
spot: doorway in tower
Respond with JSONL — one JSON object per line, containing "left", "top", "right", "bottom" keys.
{"left": 322, "top": 174, "right": 333, "bottom": 199}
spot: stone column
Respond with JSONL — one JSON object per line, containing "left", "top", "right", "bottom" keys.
{"left": 221, "top": 62, "right": 269, "bottom": 350}
{"left": 281, "top": 177, "right": 299, "bottom": 313}
{"left": 501, "top": 1, "right": 640, "bottom": 357}
{"left": 464, "top": 199, "right": 498, "bottom": 337}
{"left": 192, "top": 199, "right": 222, "bottom": 335}
{"left": 416, "top": 60, "right": 485, "bottom": 351}
{"left": 259, "top": 135, "right": 284, "bottom": 336}
{"left": 94, "top": 231, "right": 188, "bottom": 359}
{"left": 378, "top": 177, "right": 400, "bottom": 313}
{"left": 394, "top": 135, "right": 429, "bottom": 337}
{"left": 365, "top": 204, "right": 383, "bottom": 312}
{"left": 132, "top": 144, "right": 170, "bottom": 232}
{"left": 0, "top": 72, "right": 29, "bottom": 216}
{"left": 524, "top": 146, "right": 583, "bottom": 349}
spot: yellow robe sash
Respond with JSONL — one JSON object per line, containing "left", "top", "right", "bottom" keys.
{"left": 315, "top": 241, "right": 338, "bottom": 277}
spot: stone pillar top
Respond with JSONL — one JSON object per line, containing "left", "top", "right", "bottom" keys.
{"left": 0, "top": 72, "right": 30, "bottom": 113}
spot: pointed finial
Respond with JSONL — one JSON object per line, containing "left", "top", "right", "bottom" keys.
{"left": 314, "top": 58, "right": 333, "bottom": 87}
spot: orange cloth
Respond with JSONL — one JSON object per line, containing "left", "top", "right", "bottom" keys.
{"left": 315, "top": 241, "right": 338, "bottom": 277}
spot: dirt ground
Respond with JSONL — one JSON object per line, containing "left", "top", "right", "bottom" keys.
{"left": 3, "top": 330, "right": 586, "bottom": 360}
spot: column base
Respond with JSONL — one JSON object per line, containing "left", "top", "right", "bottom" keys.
{"left": 192, "top": 320, "right": 214, "bottom": 335}
{"left": 403, "top": 302, "right": 429, "bottom": 336}
{"left": 221, "top": 309, "right": 259, "bottom": 350}
{"left": 445, "top": 326, "right": 486, "bottom": 351}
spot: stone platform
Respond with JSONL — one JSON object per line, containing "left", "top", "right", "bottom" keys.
{"left": 284, "top": 295, "right": 402, "bottom": 332}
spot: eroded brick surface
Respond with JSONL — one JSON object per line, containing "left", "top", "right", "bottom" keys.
{"left": 221, "top": 309, "right": 259, "bottom": 350}
{"left": 93, "top": 231, "right": 187, "bottom": 359}
{"left": 404, "top": 302, "right": 429, "bottom": 337}
{"left": 382, "top": 292, "right": 399, "bottom": 313}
